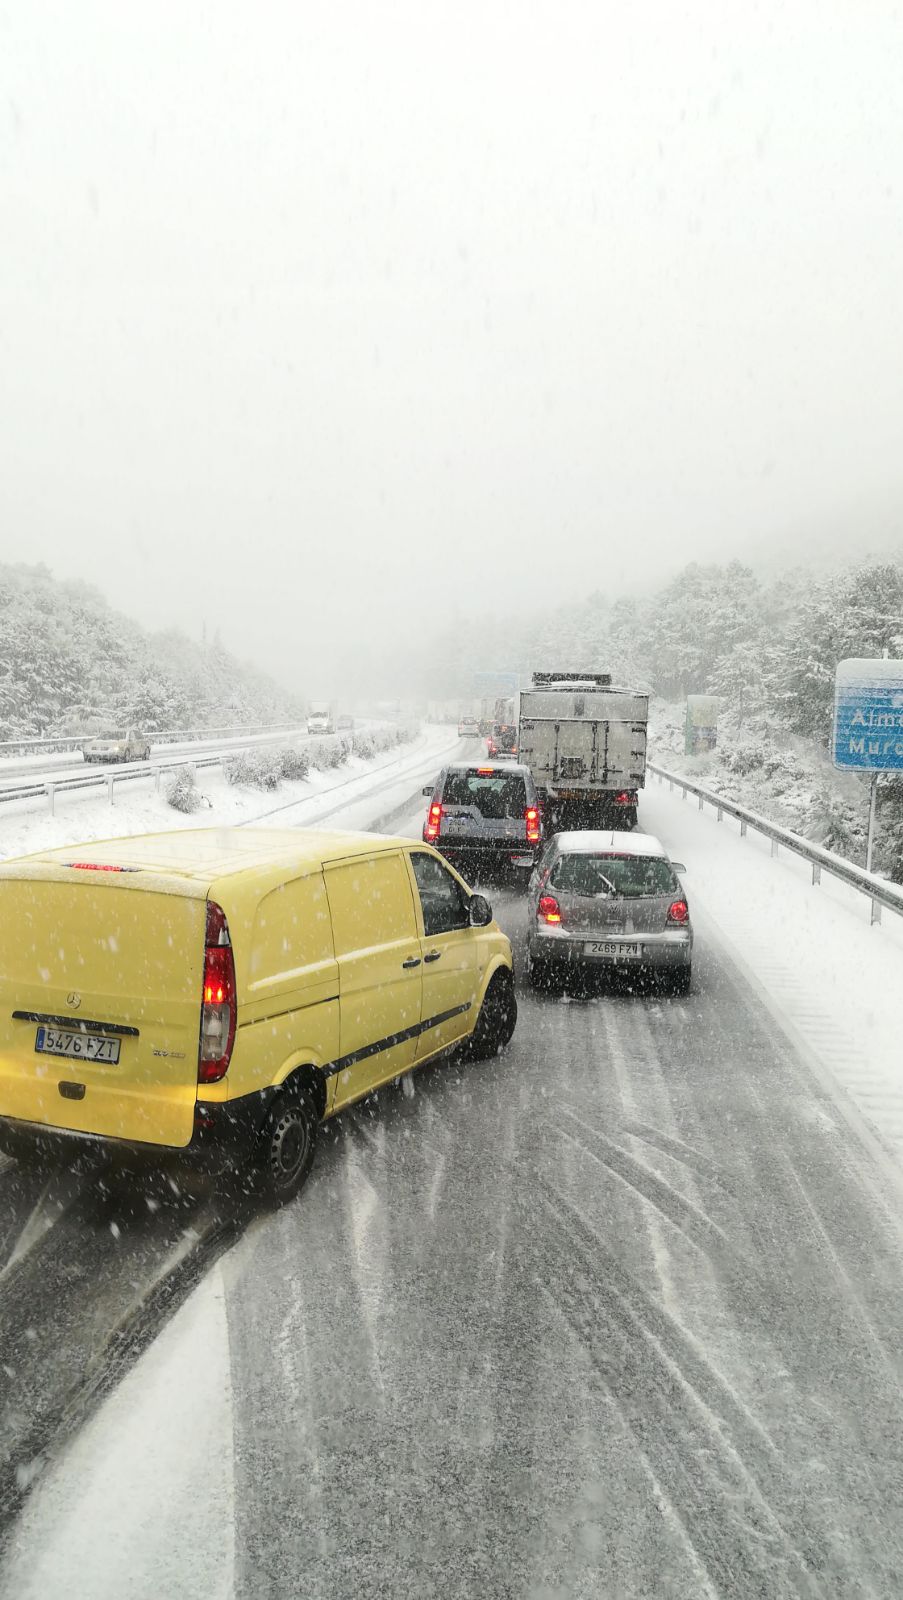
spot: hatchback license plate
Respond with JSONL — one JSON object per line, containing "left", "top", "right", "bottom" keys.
{"left": 35, "top": 1026, "right": 121, "bottom": 1064}
{"left": 585, "top": 941, "right": 643, "bottom": 959}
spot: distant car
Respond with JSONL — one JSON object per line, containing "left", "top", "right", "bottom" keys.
{"left": 307, "top": 711, "right": 335, "bottom": 735}
{"left": 526, "top": 831, "right": 691, "bottom": 992}
{"left": 457, "top": 716, "right": 480, "bottom": 738}
{"left": 336, "top": 714, "right": 355, "bottom": 731}
{"left": 82, "top": 728, "right": 151, "bottom": 764}
{"left": 487, "top": 722, "right": 517, "bottom": 758}
{"left": 422, "top": 762, "right": 543, "bottom": 879}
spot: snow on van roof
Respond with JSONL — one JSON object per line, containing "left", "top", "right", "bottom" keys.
{"left": 552, "top": 830, "right": 669, "bottom": 858}
{"left": 11, "top": 827, "right": 414, "bottom": 882}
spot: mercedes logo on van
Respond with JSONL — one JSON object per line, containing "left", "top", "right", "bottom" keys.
{"left": 66, "top": 991, "right": 81, "bottom": 1009}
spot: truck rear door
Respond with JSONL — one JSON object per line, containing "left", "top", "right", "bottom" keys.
{"left": 603, "top": 721, "right": 647, "bottom": 787}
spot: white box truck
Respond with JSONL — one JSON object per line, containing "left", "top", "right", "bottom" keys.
{"left": 517, "top": 672, "right": 649, "bottom": 829}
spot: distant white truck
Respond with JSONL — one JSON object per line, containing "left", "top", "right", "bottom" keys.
{"left": 517, "top": 672, "right": 649, "bottom": 830}
{"left": 307, "top": 703, "right": 335, "bottom": 735}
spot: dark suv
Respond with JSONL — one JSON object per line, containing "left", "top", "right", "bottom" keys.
{"left": 487, "top": 722, "right": 517, "bottom": 758}
{"left": 422, "top": 762, "right": 543, "bottom": 881}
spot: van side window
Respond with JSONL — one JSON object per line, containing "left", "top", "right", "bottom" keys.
{"left": 410, "top": 853, "right": 470, "bottom": 938}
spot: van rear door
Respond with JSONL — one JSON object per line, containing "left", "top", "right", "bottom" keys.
{"left": 0, "top": 874, "right": 206, "bottom": 1148}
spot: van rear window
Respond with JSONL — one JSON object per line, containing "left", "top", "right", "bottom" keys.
{"left": 442, "top": 771, "right": 527, "bottom": 818}
{"left": 550, "top": 854, "right": 677, "bottom": 899}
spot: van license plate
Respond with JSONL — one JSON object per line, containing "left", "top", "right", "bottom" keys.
{"left": 585, "top": 941, "right": 643, "bottom": 960}
{"left": 35, "top": 1026, "right": 121, "bottom": 1064}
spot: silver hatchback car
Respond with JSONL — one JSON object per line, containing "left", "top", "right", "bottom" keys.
{"left": 526, "top": 830, "right": 692, "bottom": 993}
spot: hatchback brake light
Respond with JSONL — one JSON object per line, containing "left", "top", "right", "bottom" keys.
{"left": 667, "top": 899, "right": 689, "bottom": 925}
{"left": 425, "top": 801, "right": 442, "bottom": 840}
{"left": 525, "top": 806, "right": 541, "bottom": 844}
{"left": 199, "top": 900, "right": 236, "bottom": 1083}
{"left": 538, "top": 894, "right": 562, "bottom": 924}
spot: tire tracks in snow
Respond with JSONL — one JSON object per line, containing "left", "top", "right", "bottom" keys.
{"left": 523, "top": 1172, "right": 826, "bottom": 1599}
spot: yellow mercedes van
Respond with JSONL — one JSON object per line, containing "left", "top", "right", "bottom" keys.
{"left": 0, "top": 828, "right": 516, "bottom": 1204}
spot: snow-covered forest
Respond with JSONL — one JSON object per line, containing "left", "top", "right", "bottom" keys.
{"left": 427, "top": 556, "right": 903, "bottom": 877}
{"left": 0, "top": 563, "right": 306, "bottom": 738}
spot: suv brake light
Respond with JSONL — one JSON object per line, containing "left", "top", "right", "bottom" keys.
{"left": 525, "top": 806, "right": 541, "bottom": 844}
{"left": 199, "top": 900, "right": 236, "bottom": 1082}
{"left": 425, "top": 801, "right": 442, "bottom": 840}
{"left": 538, "top": 894, "right": 562, "bottom": 924}
{"left": 667, "top": 899, "right": 689, "bottom": 925}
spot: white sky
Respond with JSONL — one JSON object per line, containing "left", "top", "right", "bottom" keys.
{"left": 2, "top": 1, "right": 903, "bottom": 694}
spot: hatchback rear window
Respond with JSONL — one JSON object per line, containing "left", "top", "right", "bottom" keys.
{"left": 550, "top": 853, "right": 677, "bottom": 899}
{"left": 442, "top": 771, "right": 528, "bottom": 818}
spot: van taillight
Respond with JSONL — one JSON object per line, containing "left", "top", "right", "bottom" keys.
{"left": 199, "top": 900, "right": 236, "bottom": 1083}
{"left": 538, "top": 894, "right": 562, "bottom": 924}
{"left": 425, "top": 802, "right": 442, "bottom": 840}
{"left": 525, "top": 806, "right": 541, "bottom": 844}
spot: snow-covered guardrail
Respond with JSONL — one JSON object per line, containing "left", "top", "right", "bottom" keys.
{"left": 648, "top": 761, "right": 903, "bottom": 927}
{"left": 0, "top": 722, "right": 302, "bottom": 756}
{"left": 0, "top": 752, "right": 235, "bottom": 814}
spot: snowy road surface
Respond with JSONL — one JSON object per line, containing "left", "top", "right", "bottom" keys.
{"left": 4, "top": 775, "right": 903, "bottom": 1596}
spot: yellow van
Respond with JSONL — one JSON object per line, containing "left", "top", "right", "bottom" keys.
{"left": 0, "top": 828, "right": 516, "bottom": 1204}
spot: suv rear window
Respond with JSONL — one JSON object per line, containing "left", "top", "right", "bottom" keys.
{"left": 442, "top": 771, "right": 528, "bottom": 818}
{"left": 550, "top": 853, "right": 677, "bottom": 899}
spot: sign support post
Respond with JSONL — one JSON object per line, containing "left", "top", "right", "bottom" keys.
{"left": 866, "top": 772, "right": 879, "bottom": 874}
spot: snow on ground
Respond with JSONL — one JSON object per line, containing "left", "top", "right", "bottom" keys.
{"left": 641, "top": 775, "right": 903, "bottom": 1174}
{"left": 0, "top": 725, "right": 455, "bottom": 863}
{"left": 0, "top": 730, "right": 465, "bottom": 1600}
{"left": 0, "top": 1266, "right": 235, "bottom": 1600}
{"left": 7, "top": 732, "right": 903, "bottom": 1597}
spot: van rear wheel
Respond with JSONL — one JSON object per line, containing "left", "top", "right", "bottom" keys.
{"left": 466, "top": 969, "right": 517, "bottom": 1060}
{"left": 254, "top": 1091, "right": 318, "bottom": 1207}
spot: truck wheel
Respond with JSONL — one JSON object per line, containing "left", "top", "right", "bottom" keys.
{"left": 466, "top": 970, "right": 517, "bottom": 1059}
{"left": 253, "top": 1090, "right": 318, "bottom": 1207}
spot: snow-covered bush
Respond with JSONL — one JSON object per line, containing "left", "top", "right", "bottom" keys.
{"left": 277, "top": 745, "right": 311, "bottom": 781}
{"left": 351, "top": 723, "right": 418, "bottom": 761}
{"left": 223, "top": 749, "right": 282, "bottom": 789}
{"left": 351, "top": 730, "right": 377, "bottom": 761}
{"left": 309, "top": 735, "right": 350, "bottom": 771}
{"left": 725, "top": 742, "right": 765, "bottom": 777}
{"left": 163, "top": 765, "right": 204, "bottom": 813}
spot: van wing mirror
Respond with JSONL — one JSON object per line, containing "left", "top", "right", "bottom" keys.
{"left": 671, "top": 861, "right": 687, "bottom": 874}
{"left": 468, "top": 893, "right": 493, "bottom": 928}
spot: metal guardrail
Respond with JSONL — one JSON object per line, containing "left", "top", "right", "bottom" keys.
{"left": 648, "top": 761, "right": 903, "bottom": 927}
{"left": 0, "top": 722, "right": 302, "bottom": 756}
{"left": 1, "top": 752, "right": 236, "bottom": 815}
{"left": 0, "top": 726, "right": 392, "bottom": 817}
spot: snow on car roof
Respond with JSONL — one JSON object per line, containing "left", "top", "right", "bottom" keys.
{"left": 552, "top": 830, "right": 669, "bottom": 857}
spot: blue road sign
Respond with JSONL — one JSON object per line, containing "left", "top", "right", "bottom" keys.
{"left": 833, "top": 658, "right": 903, "bottom": 770}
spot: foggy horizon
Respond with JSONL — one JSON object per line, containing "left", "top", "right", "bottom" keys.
{"left": 4, "top": 1, "right": 903, "bottom": 698}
